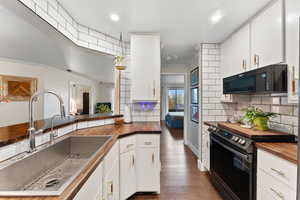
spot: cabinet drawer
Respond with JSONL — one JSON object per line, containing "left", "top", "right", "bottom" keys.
{"left": 137, "top": 134, "right": 160, "bottom": 147}
{"left": 87, "top": 120, "right": 105, "bottom": 128}
{"left": 257, "top": 169, "right": 296, "bottom": 200}
{"left": 257, "top": 149, "right": 297, "bottom": 190}
{"left": 120, "top": 135, "right": 136, "bottom": 154}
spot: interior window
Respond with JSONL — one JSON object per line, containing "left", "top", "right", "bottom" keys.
{"left": 168, "top": 88, "right": 184, "bottom": 112}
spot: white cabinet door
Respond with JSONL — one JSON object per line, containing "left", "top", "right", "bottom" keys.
{"left": 120, "top": 151, "right": 136, "bottom": 200}
{"left": 286, "top": 0, "right": 300, "bottom": 103}
{"left": 220, "top": 37, "right": 235, "bottom": 78}
{"left": 231, "top": 24, "right": 251, "bottom": 72}
{"left": 220, "top": 38, "right": 235, "bottom": 102}
{"left": 104, "top": 158, "right": 120, "bottom": 200}
{"left": 104, "top": 142, "right": 120, "bottom": 200}
{"left": 130, "top": 34, "right": 161, "bottom": 101}
{"left": 74, "top": 162, "right": 103, "bottom": 200}
{"left": 136, "top": 147, "right": 160, "bottom": 193}
{"left": 251, "top": 0, "right": 285, "bottom": 68}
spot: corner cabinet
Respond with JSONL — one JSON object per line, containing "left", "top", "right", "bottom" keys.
{"left": 251, "top": 0, "right": 285, "bottom": 68}
{"left": 104, "top": 142, "right": 120, "bottom": 200}
{"left": 286, "top": 0, "right": 300, "bottom": 104}
{"left": 130, "top": 34, "right": 161, "bottom": 101}
{"left": 120, "top": 136, "right": 137, "bottom": 200}
{"left": 73, "top": 162, "right": 104, "bottom": 200}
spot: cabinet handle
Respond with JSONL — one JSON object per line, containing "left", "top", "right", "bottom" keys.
{"left": 270, "top": 188, "right": 285, "bottom": 199}
{"left": 144, "top": 141, "right": 152, "bottom": 145}
{"left": 107, "top": 181, "right": 113, "bottom": 195}
{"left": 270, "top": 168, "right": 286, "bottom": 177}
{"left": 292, "top": 66, "right": 296, "bottom": 95}
{"left": 254, "top": 54, "right": 259, "bottom": 67}
{"left": 126, "top": 144, "right": 134, "bottom": 148}
{"left": 152, "top": 153, "right": 155, "bottom": 164}
{"left": 153, "top": 80, "right": 156, "bottom": 98}
{"left": 132, "top": 155, "right": 135, "bottom": 166}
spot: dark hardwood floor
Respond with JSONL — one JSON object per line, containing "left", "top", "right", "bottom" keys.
{"left": 130, "top": 123, "right": 222, "bottom": 200}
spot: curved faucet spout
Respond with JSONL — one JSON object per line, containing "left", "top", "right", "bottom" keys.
{"left": 28, "top": 90, "right": 66, "bottom": 152}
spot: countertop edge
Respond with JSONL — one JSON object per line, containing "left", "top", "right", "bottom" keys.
{"left": 256, "top": 142, "right": 297, "bottom": 165}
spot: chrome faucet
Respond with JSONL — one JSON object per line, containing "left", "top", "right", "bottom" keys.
{"left": 28, "top": 90, "right": 66, "bottom": 152}
{"left": 50, "top": 115, "right": 62, "bottom": 145}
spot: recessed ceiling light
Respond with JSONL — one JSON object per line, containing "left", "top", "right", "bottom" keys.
{"left": 110, "top": 13, "right": 120, "bottom": 22}
{"left": 210, "top": 10, "right": 224, "bottom": 24}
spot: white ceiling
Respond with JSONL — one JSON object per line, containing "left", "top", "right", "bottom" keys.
{"left": 58, "top": 0, "right": 272, "bottom": 64}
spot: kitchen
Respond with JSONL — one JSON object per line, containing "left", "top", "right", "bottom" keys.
{"left": 0, "top": 0, "right": 299, "bottom": 200}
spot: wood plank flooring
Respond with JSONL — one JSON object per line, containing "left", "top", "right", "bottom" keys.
{"left": 130, "top": 123, "right": 222, "bottom": 200}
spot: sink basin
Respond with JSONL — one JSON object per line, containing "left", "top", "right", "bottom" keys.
{"left": 0, "top": 135, "right": 112, "bottom": 196}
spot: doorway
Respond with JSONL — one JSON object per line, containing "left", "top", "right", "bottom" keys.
{"left": 161, "top": 74, "right": 187, "bottom": 142}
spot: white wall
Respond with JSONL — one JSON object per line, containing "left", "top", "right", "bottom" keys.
{"left": 161, "top": 64, "right": 188, "bottom": 74}
{"left": 0, "top": 2, "right": 115, "bottom": 83}
{"left": 0, "top": 59, "right": 108, "bottom": 127}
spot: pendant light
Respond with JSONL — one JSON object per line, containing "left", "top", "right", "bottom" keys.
{"left": 114, "top": 32, "right": 126, "bottom": 70}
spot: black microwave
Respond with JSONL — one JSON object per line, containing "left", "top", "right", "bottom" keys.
{"left": 223, "top": 64, "right": 287, "bottom": 94}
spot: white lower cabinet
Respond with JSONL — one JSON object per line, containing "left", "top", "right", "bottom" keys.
{"left": 257, "top": 149, "right": 297, "bottom": 200}
{"left": 74, "top": 134, "right": 160, "bottom": 200}
{"left": 104, "top": 142, "right": 120, "bottom": 200}
{"left": 74, "top": 162, "right": 104, "bottom": 200}
{"left": 136, "top": 146, "right": 160, "bottom": 192}
{"left": 120, "top": 150, "right": 136, "bottom": 200}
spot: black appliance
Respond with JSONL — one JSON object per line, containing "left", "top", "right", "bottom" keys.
{"left": 223, "top": 64, "right": 287, "bottom": 94}
{"left": 209, "top": 126, "right": 295, "bottom": 200}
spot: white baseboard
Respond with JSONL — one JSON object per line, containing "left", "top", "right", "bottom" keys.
{"left": 186, "top": 140, "right": 199, "bottom": 157}
{"left": 198, "top": 159, "right": 208, "bottom": 172}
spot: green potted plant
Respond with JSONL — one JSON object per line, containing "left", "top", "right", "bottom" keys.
{"left": 241, "top": 106, "right": 278, "bottom": 131}
{"left": 95, "top": 104, "right": 112, "bottom": 114}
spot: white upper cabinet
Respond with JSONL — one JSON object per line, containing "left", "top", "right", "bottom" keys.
{"left": 286, "top": 0, "right": 300, "bottom": 103}
{"left": 231, "top": 24, "right": 251, "bottom": 72}
{"left": 251, "top": 0, "right": 285, "bottom": 68}
{"left": 130, "top": 34, "right": 161, "bottom": 101}
{"left": 220, "top": 36, "right": 234, "bottom": 78}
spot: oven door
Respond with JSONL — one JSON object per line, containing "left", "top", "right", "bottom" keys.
{"left": 210, "top": 134, "right": 254, "bottom": 200}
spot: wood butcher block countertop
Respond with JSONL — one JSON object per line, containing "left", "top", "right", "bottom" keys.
{"left": 0, "top": 122, "right": 161, "bottom": 200}
{"left": 0, "top": 113, "right": 122, "bottom": 146}
{"left": 256, "top": 142, "right": 298, "bottom": 164}
{"left": 204, "top": 121, "right": 294, "bottom": 140}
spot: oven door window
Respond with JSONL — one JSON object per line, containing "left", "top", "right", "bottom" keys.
{"left": 210, "top": 138, "right": 252, "bottom": 200}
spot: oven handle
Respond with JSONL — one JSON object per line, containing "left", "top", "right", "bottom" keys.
{"left": 211, "top": 136, "right": 250, "bottom": 160}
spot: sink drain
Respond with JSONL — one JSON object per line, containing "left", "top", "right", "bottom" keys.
{"left": 45, "top": 179, "right": 60, "bottom": 188}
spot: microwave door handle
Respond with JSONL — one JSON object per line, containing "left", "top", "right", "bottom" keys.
{"left": 211, "top": 136, "right": 249, "bottom": 160}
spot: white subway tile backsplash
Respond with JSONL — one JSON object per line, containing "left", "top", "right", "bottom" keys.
{"left": 48, "top": 4, "right": 65, "bottom": 27}
{"left": 79, "top": 32, "right": 97, "bottom": 44}
{"left": 58, "top": 6, "right": 72, "bottom": 24}
{"left": 36, "top": 6, "right": 58, "bottom": 28}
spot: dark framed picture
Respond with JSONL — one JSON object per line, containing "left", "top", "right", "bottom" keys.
{"left": 191, "top": 105, "right": 199, "bottom": 123}
{"left": 190, "top": 67, "right": 199, "bottom": 86}
{"left": 191, "top": 87, "right": 198, "bottom": 104}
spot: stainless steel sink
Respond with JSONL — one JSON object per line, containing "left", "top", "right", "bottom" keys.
{"left": 0, "top": 135, "right": 112, "bottom": 196}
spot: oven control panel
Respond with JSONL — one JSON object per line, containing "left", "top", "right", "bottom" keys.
{"left": 213, "top": 128, "right": 253, "bottom": 153}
